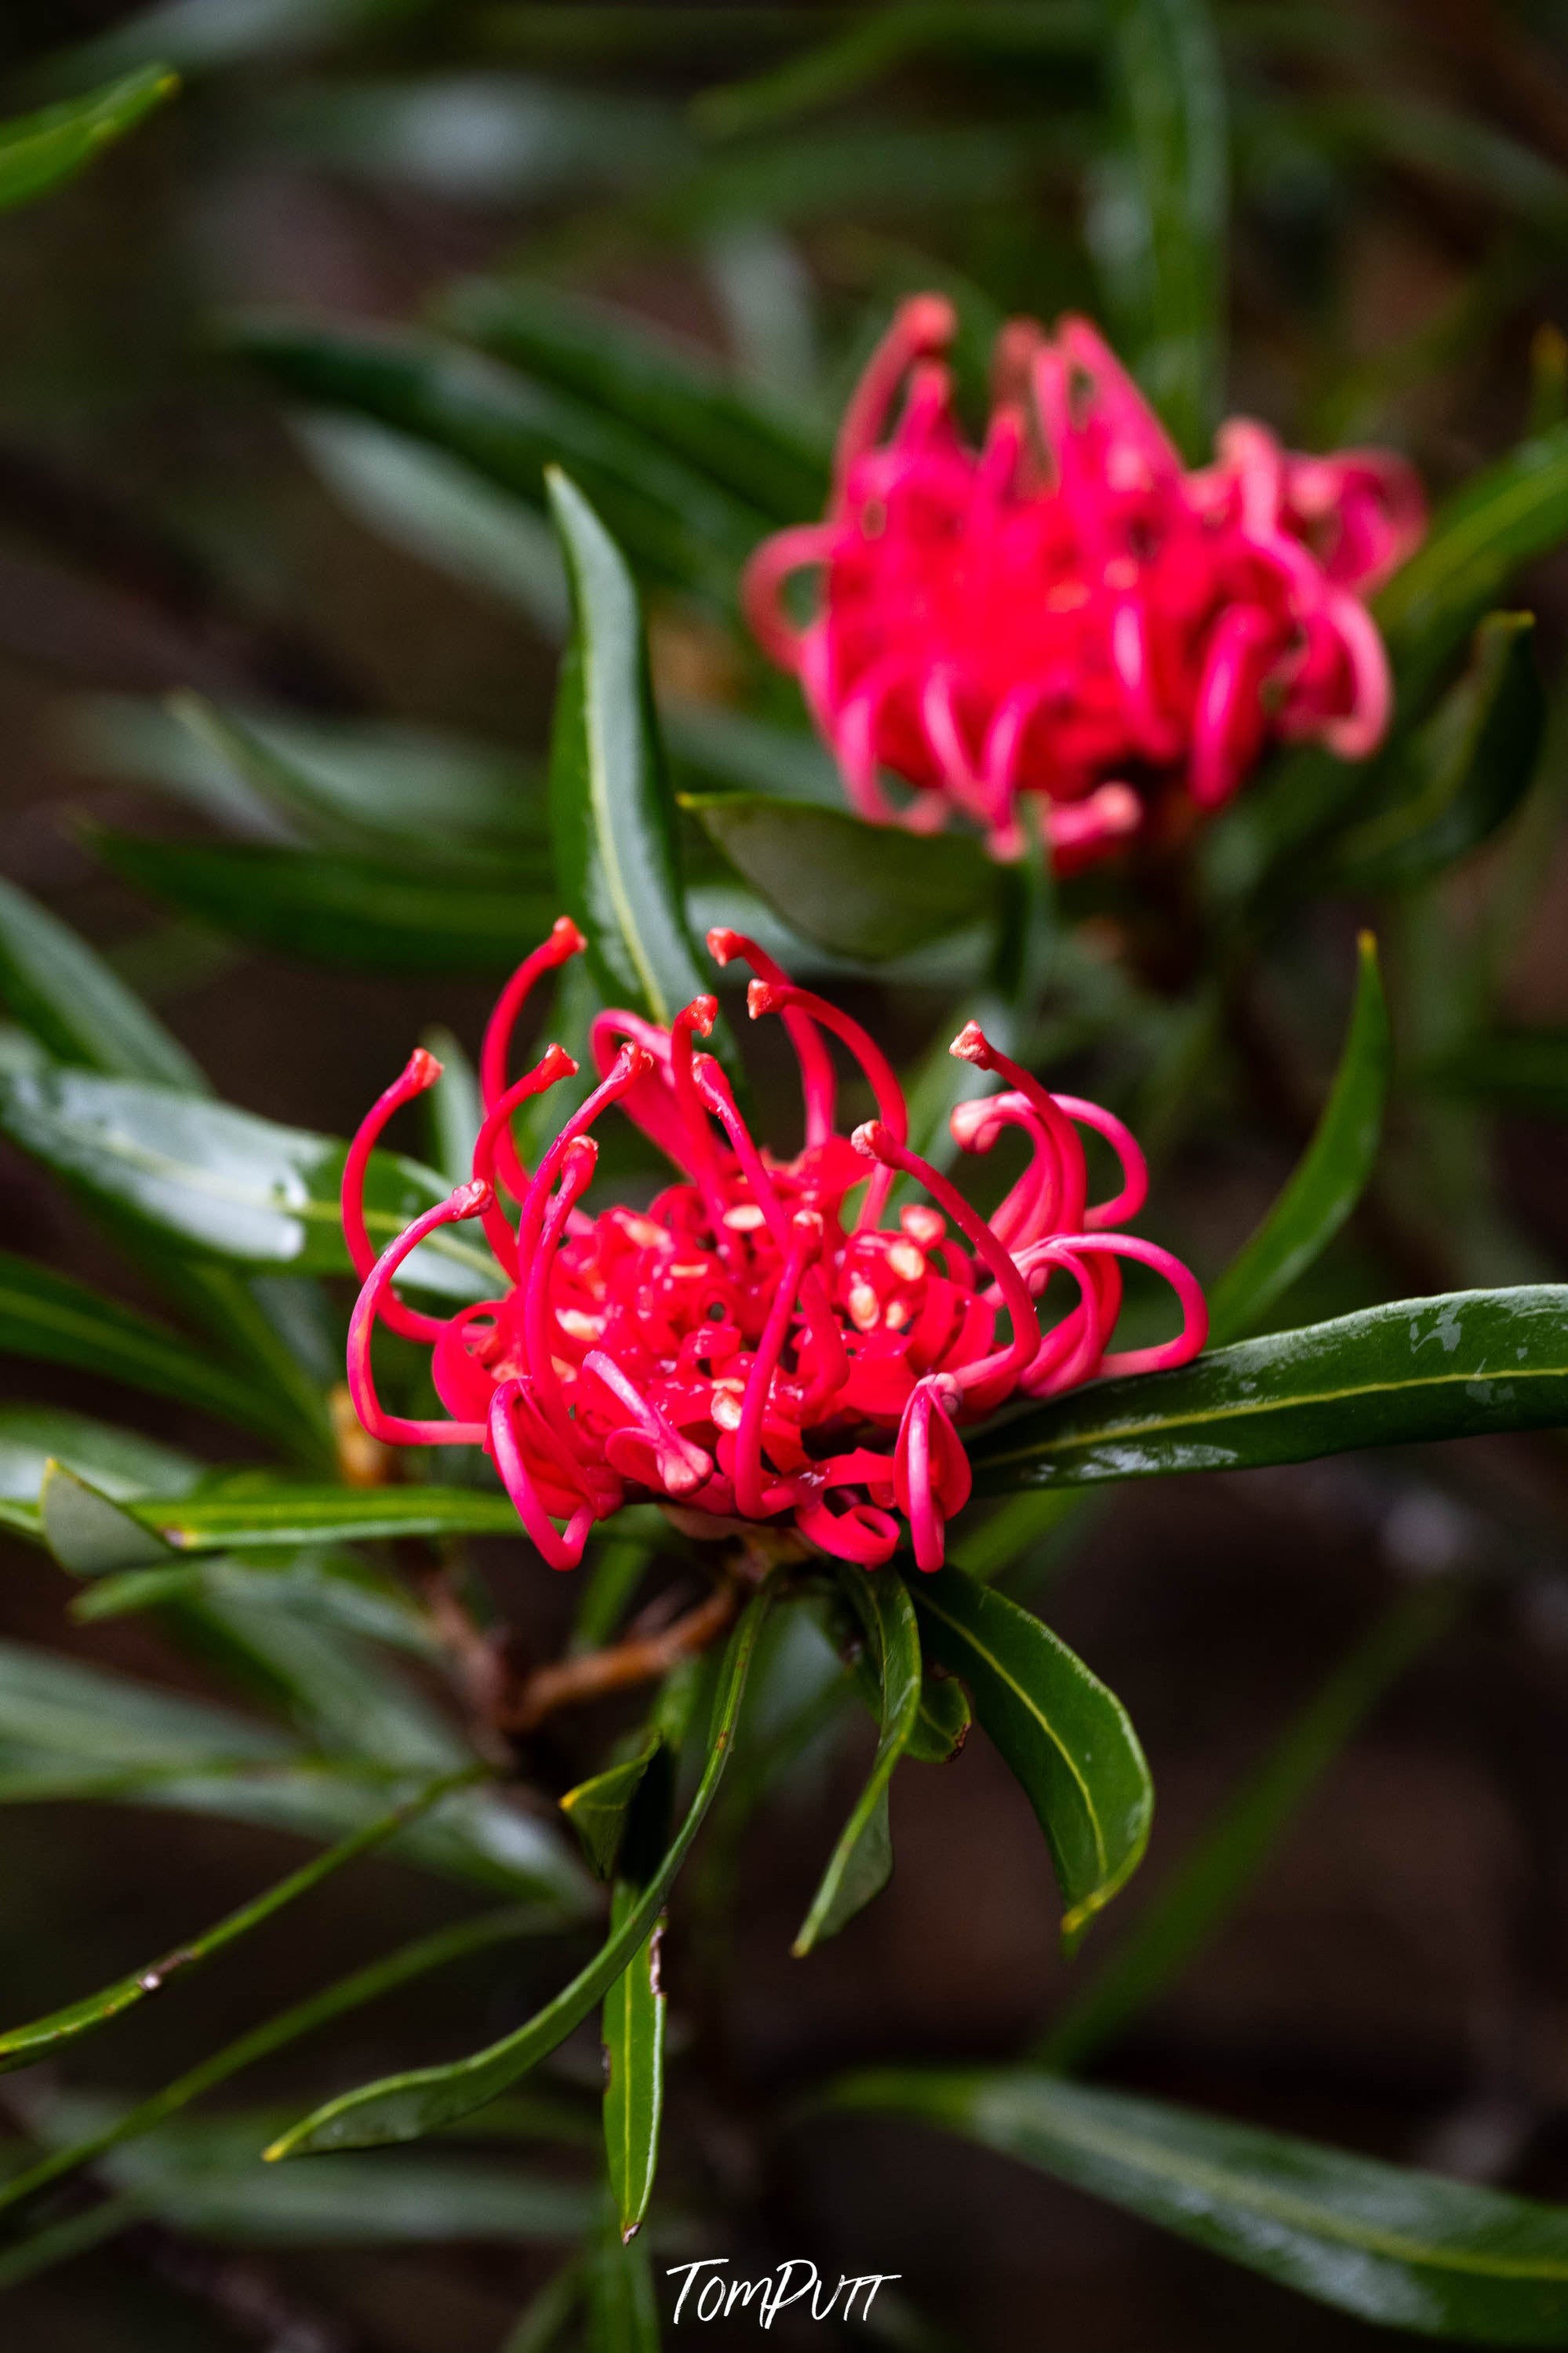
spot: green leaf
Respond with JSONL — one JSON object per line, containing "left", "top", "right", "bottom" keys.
{"left": 445, "top": 276, "right": 828, "bottom": 523}
{"left": 1208, "top": 933, "right": 1390, "bottom": 1345}
{"left": 794, "top": 1568, "right": 922, "bottom": 1954}
{"left": 970, "top": 1285, "right": 1568, "bottom": 1493}
{"left": 122, "top": 1482, "right": 522, "bottom": 1553}
{"left": 561, "top": 1734, "right": 665, "bottom": 1881}
{"left": 820, "top": 2067, "right": 1568, "bottom": 2342}
{"left": 42, "top": 1459, "right": 173, "bottom": 1572}
{"left": 265, "top": 1577, "right": 777, "bottom": 2156}
{"left": 0, "top": 66, "right": 176, "bottom": 213}
{"left": 0, "top": 1766, "right": 477, "bottom": 2075}
{"left": 70, "top": 1547, "right": 435, "bottom": 1656}
{"left": 1101, "top": 0, "right": 1228, "bottom": 457}
{"left": 0, "top": 1404, "right": 198, "bottom": 1506}
{"left": 1331, "top": 613, "right": 1544, "bottom": 891}
{"left": 587, "top": 2203, "right": 662, "bottom": 2348}
{"left": 0, "top": 1067, "right": 495, "bottom": 1299}
{"left": 93, "top": 2115, "right": 597, "bottom": 2245}
{"left": 602, "top": 1884, "right": 667, "bottom": 2242}
{"left": 0, "top": 1637, "right": 583, "bottom": 1909}
{"left": 546, "top": 469, "right": 722, "bottom": 1035}
{"left": 686, "top": 793, "right": 995, "bottom": 963}
{"left": 906, "top": 1666, "right": 972, "bottom": 1766}
{"left": 163, "top": 691, "right": 545, "bottom": 858}
{"left": 1378, "top": 421, "right": 1568, "bottom": 708}
{"left": 0, "top": 872, "right": 206, "bottom": 1091}
{"left": 96, "top": 832, "right": 555, "bottom": 976}
{"left": 0, "top": 1907, "right": 544, "bottom": 2224}
{"left": 1039, "top": 1583, "right": 1457, "bottom": 2071}
{"left": 0, "top": 1249, "right": 299, "bottom": 1443}
{"left": 230, "top": 314, "right": 757, "bottom": 602}
{"left": 909, "top": 1570, "right": 1151, "bottom": 1947}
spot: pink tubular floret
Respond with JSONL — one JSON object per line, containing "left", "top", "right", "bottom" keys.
{"left": 742, "top": 299, "right": 1426, "bottom": 870}
{"left": 341, "top": 921, "right": 1209, "bottom": 1572}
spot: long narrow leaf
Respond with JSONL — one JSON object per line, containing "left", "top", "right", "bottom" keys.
{"left": 0, "top": 1908, "right": 544, "bottom": 2221}
{"left": 546, "top": 469, "right": 724, "bottom": 1041}
{"left": 910, "top": 1569, "right": 1151, "bottom": 1947}
{"left": 0, "top": 1765, "right": 480, "bottom": 2074}
{"left": 794, "top": 1568, "right": 922, "bottom": 1954}
{"left": 1208, "top": 933, "right": 1390, "bottom": 1344}
{"left": 820, "top": 2068, "right": 1568, "bottom": 2342}
{"left": 265, "top": 1578, "right": 777, "bottom": 2156}
{"left": 970, "top": 1286, "right": 1568, "bottom": 1492}
{"left": 0, "top": 872, "right": 206, "bottom": 1091}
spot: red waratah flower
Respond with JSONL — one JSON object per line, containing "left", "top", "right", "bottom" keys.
{"left": 744, "top": 297, "right": 1426, "bottom": 869}
{"left": 341, "top": 920, "right": 1206, "bottom": 1574}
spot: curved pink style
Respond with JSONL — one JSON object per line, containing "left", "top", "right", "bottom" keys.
{"left": 744, "top": 300, "right": 1426, "bottom": 869}
{"left": 341, "top": 922, "right": 1209, "bottom": 1572}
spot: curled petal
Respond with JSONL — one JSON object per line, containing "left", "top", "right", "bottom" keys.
{"left": 895, "top": 1375, "right": 972, "bottom": 1572}
{"left": 347, "top": 1182, "right": 493, "bottom": 1447}
{"left": 340, "top": 1048, "right": 447, "bottom": 1343}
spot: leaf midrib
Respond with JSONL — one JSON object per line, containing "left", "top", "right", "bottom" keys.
{"left": 975, "top": 1349, "right": 1566, "bottom": 1473}
{"left": 915, "top": 1593, "right": 1107, "bottom": 1878}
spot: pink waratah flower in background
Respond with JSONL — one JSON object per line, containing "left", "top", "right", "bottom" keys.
{"left": 744, "top": 297, "right": 1427, "bottom": 869}
{"left": 341, "top": 918, "right": 1207, "bottom": 1573}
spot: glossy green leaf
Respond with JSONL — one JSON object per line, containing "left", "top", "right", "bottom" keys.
{"left": 0, "top": 1765, "right": 476, "bottom": 2075}
{"left": 231, "top": 314, "right": 756, "bottom": 600}
{"left": 1039, "top": 1583, "right": 1457, "bottom": 2071}
{"left": 1208, "top": 932, "right": 1390, "bottom": 1345}
{"left": 820, "top": 2067, "right": 1568, "bottom": 2341}
{"left": 123, "top": 1482, "right": 520, "bottom": 1553}
{"left": 970, "top": 1285, "right": 1568, "bottom": 1493}
{"left": 265, "top": 1578, "right": 777, "bottom": 2156}
{"left": 0, "top": 1405, "right": 198, "bottom": 1506}
{"left": 561, "top": 1734, "right": 665, "bottom": 1881}
{"left": 0, "top": 66, "right": 176, "bottom": 213}
{"left": 0, "top": 1249, "right": 297, "bottom": 1442}
{"left": 602, "top": 1883, "right": 666, "bottom": 2241}
{"left": 1378, "top": 421, "right": 1568, "bottom": 708}
{"left": 547, "top": 470, "right": 720, "bottom": 1034}
{"left": 0, "top": 1067, "right": 495, "bottom": 1299}
{"left": 686, "top": 792, "right": 994, "bottom": 963}
{"left": 1331, "top": 614, "right": 1544, "bottom": 891}
{"left": 795, "top": 1568, "right": 922, "bottom": 1954}
{"left": 0, "top": 1907, "right": 544, "bottom": 2223}
{"left": 587, "top": 2205, "right": 662, "bottom": 2348}
{"left": 96, "top": 832, "right": 553, "bottom": 977}
{"left": 1103, "top": 0, "right": 1227, "bottom": 457}
{"left": 909, "top": 1569, "right": 1151, "bottom": 1947}
{"left": 0, "top": 872, "right": 206, "bottom": 1091}
{"left": 446, "top": 276, "right": 827, "bottom": 523}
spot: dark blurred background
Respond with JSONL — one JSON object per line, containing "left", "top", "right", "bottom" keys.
{"left": 4, "top": 3, "right": 1568, "bottom": 2347}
